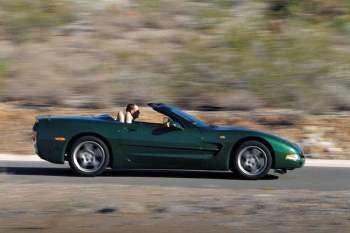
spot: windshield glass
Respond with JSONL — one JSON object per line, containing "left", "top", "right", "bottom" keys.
{"left": 170, "top": 107, "right": 208, "bottom": 127}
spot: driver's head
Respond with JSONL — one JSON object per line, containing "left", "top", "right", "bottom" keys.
{"left": 126, "top": 104, "right": 140, "bottom": 119}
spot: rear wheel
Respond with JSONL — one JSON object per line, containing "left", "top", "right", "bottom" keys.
{"left": 68, "top": 136, "right": 110, "bottom": 176}
{"left": 232, "top": 141, "right": 272, "bottom": 180}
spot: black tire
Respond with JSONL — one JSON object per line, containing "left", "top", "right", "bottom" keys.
{"left": 232, "top": 140, "right": 272, "bottom": 180}
{"left": 68, "top": 136, "right": 110, "bottom": 176}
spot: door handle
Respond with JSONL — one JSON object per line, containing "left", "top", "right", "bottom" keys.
{"left": 126, "top": 128, "right": 136, "bottom": 132}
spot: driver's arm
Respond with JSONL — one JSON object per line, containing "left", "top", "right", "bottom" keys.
{"left": 116, "top": 111, "right": 125, "bottom": 123}
{"left": 125, "top": 112, "right": 133, "bottom": 124}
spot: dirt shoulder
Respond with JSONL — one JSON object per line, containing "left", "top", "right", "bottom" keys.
{"left": 0, "top": 102, "right": 349, "bottom": 159}
{"left": 0, "top": 183, "right": 349, "bottom": 233}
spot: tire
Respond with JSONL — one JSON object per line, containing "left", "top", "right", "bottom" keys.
{"left": 68, "top": 136, "right": 110, "bottom": 176}
{"left": 232, "top": 140, "right": 272, "bottom": 180}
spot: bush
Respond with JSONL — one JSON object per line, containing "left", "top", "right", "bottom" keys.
{"left": 0, "top": 0, "right": 349, "bottom": 113}
{"left": 0, "top": 60, "right": 8, "bottom": 95}
{"left": 0, "top": 0, "right": 75, "bottom": 42}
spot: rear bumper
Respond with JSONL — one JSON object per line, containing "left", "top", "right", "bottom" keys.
{"left": 32, "top": 119, "right": 66, "bottom": 164}
{"left": 35, "top": 139, "right": 66, "bottom": 164}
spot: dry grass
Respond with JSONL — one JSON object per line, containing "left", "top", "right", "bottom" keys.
{"left": 0, "top": 0, "right": 349, "bottom": 111}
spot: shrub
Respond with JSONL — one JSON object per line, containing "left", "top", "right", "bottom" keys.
{"left": 0, "top": 0, "right": 75, "bottom": 42}
{"left": 0, "top": 60, "right": 9, "bottom": 95}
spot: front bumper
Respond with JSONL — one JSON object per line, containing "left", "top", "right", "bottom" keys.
{"left": 294, "top": 155, "right": 305, "bottom": 168}
{"left": 285, "top": 152, "right": 305, "bottom": 169}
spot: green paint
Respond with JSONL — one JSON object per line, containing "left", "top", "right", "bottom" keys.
{"left": 34, "top": 104, "right": 304, "bottom": 171}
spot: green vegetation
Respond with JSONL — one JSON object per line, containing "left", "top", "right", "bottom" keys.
{"left": 0, "top": 0, "right": 349, "bottom": 112}
{"left": 0, "top": 0, "right": 75, "bottom": 42}
{"left": 166, "top": 0, "right": 350, "bottom": 111}
{"left": 0, "top": 60, "right": 9, "bottom": 94}
{"left": 267, "top": 0, "right": 350, "bottom": 31}
{"left": 135, "top": 0, "right": 162, "bottom": 11}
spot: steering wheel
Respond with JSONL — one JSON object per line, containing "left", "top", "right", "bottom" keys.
{"left": 162, "top": 117, "right": 171, "bottom": 127}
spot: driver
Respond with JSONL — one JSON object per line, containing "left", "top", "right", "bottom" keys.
{"left": 116, "top": 104, "right": 140, "bottom": 124}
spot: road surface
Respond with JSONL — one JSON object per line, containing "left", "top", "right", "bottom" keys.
{"left": 1, "top": 160, "right": 350, "bottom": 233}
{"left": 1, "top": 161, "right": 350, "bottom": 191}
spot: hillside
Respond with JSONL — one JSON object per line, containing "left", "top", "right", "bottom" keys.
{"left": 0, "top": 0, "right": 349, "bottom": 112}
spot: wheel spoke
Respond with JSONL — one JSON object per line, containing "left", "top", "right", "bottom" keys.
{"left": 258, "top": 156, "right": 265, "bottom": 168}
{"left": 250, "top": 165, "right": 258, "bottom": 173}
{"left": 77, "top": 151, "right": 85, "bottom": 159}
{"left": 251, "top": 148, "right": 261, "bottom": 156}
{"left": 95, "top": 149, "right": 103, "bottom": 158}
{"left": 244, "top": 151, "right": 253, "bottom": 159}
{"left": 92, "top": 157, "right": 100, "bottom": 169}
{"left": 251, "top": 149, "right": 261, "bottom": 160}
{"left": 81, "top": 157, "right": 88, "bottom": 168}
{"left": 84, "top": 143, "right": 95, "bottom": 154}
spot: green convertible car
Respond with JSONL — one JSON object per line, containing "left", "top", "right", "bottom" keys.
{"left": 33, "top": 103, "right": 304, "bottom": 179}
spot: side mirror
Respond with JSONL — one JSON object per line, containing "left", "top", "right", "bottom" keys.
{"left": 163, "top": 117, "right": 184, "bottom": 130}
{"left": 168, "top": 119, "right": 184, "bottom": 131}
{"left": 163, "top": 117, "right": 170, "bottom": 125}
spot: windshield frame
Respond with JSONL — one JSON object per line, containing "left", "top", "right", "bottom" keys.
{"left": 169, "top": 107, "right": 208, "bottom": 128}
{"left": 149, "top": 103, "right": 208, "bottom": 128}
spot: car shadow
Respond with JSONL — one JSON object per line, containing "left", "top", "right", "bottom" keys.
{"left": 0, "top": 166, "right": 279, "bottom": 180}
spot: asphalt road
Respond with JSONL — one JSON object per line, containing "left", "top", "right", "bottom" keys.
{"left": 1, "top": 161, "right": 350, "bottom": 191}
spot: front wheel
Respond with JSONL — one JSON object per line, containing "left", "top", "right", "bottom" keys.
{"left": 232, "top": 141, "right": 272, "bottom": 180}
{"left": 68, "top": 136, "right": 110, "bottom": 176}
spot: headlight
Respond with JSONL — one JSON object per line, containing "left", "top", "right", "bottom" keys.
{"left": 286, "top": 154, "right": 300, "bottom": 161}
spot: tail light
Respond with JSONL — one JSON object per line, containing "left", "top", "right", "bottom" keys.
{"left": 32, "top": 131, "right": 37, "bottom": 143}
{"left": 32, "top": 119, "right": 38, "bottom": 153}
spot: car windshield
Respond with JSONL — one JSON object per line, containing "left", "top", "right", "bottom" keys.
{"left": 170, "top": 107, "right": 208, "bottom": 127}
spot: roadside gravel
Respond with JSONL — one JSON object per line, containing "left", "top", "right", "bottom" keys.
{"left": 0, "top": 183, "right": 349, "bottom": 233}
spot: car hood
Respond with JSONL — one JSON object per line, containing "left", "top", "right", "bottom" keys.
{"left": 209, "top": 125, "right": 252, "bottom": 132}
{"left": 209, "top": 125, "right": 301, "bottom": 152}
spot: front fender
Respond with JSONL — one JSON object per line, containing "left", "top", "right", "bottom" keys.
{"left": 264, "top": 136, "right": 305, "bottom": 169}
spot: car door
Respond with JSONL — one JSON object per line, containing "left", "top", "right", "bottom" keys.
{"left": 117, "top": 121, "right": 219, "bottom": 169}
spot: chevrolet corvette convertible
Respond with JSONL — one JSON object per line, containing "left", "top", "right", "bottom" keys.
{"left": 33, "top": 103, "right": 304, "bottom": 179}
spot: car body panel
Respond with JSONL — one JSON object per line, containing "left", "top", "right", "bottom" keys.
{"left": 33, "top": 104, "right": 305, "bottom": 171}
{"left": 117, "top": 122, "right": 219, "bottom": 169}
